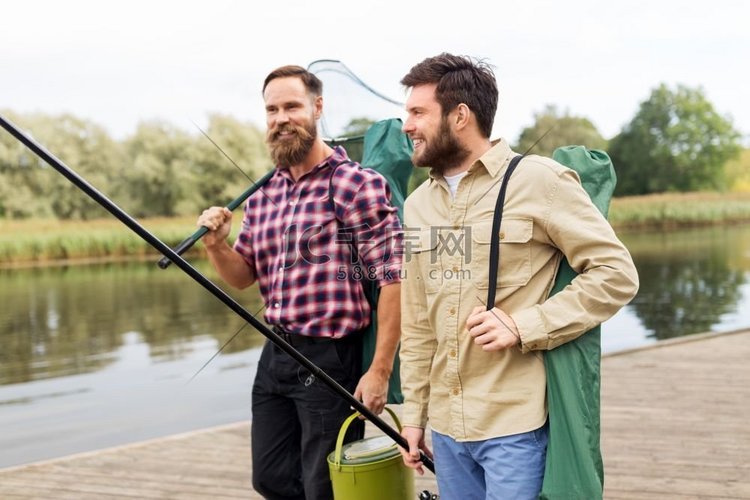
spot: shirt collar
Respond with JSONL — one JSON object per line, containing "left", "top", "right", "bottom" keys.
{"left": 275, "top": 145, "right": 351, "bottom": 182}
{"left": 472, "top": 138, "right": 514, "bottom": 178}
{"left": 426, "top": 137, "right": 515, "bottom": 192}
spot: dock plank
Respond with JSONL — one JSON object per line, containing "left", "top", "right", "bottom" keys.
{"left": 1, "top": 330, "right": 748, "bottom": 499}
{"left": 601, "top": 330, "right": 750, "bottom": 499}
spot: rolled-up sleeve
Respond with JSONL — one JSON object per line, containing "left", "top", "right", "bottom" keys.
{"left": 233, "top": 206, "right": 257, "bottom": 274}
{"left": 340, "top": 171, "right": 403, "bottom": 288}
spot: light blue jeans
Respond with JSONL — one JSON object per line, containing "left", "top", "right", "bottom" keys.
{"left": 431, "top": 423, "right": 548, "bottom": 500}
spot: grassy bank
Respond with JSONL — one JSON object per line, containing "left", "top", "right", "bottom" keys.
{"left": 609, "top": 191, "right": 750, "bottom": 230}
{"left": 0, "top": 217, "right": 219, "bottom": 267}
{"left": 3, "top": 191, "right": 750, "bottom": 265}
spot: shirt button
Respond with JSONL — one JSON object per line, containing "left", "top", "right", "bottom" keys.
{"left": 452, "top": 388, "right": 460, "bottom": 396}
{"left": 452, "top": 265, "right": 459, "bottom": 273}
{"left": 273, "top": 302, "right": 280, "bottom": 308}
{"left": 449, "top": 349, "right": 456, "bottom": 358}
{"left": 453, "top": 224, "right": 460, "bottom": 230}
{"left": 288, "top": 200, "right": 295, "bottom": 206}
{"left": 278, "top": 267, "right": 283, "bottom": 272}
{"left": 498, "top": 231, "right": 505, "bottom": 240}
{"left": 449, "top": 307, "right": 456, "bottom": 315}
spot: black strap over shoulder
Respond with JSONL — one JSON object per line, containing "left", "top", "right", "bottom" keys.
{"left": 486, "top": 155, "right": 524, "bottom": 310}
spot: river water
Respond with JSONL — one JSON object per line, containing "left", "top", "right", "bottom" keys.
{"left": 1, "top": 223, "right": 749, "bottom": 467}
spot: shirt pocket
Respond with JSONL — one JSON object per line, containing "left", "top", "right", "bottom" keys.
{"left": 410, "top": 229, "right": 443, "bottom": 294}
{"left": 470, "top": 218, "right": 533, "bottom": 290}
{"left": 291, "top": 198, "right": 338, "bottom": 264}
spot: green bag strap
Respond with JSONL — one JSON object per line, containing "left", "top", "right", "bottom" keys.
{"left": 539, "top": 145, "right": 616, "bottom": 500}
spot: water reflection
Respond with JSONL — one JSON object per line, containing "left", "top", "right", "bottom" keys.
{"left": 0, "top": 261, "right": 267, "bottom": 386}
{"left": 2, "top": 224, "right": 750, "bottom": 387}
{"left": 620, "top": 224, "right": 750, "bottom": 341}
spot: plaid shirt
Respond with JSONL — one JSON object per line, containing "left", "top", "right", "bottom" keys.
{"left": 233, "top": 146, "right": 402, "bottom": 338}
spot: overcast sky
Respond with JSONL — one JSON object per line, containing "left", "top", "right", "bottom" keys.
{"left": 2, "top": 0, "right": 748, "bottom": 144}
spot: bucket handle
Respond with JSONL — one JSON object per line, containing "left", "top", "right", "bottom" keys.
{"left": 333, "top": 406, "right": 402, "bottom": 469}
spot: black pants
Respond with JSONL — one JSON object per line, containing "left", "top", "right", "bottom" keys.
{"left": 251, "top": 335, "right": 364, "bottom": 500}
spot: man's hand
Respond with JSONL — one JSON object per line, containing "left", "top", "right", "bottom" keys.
{"left": 465, "top": 305, "right": 521, "bottom": 351}
{"left": 399, "top": 426, "right": 433, "bottom": 476}
{"left": 197, "top": 206, "right": 232, "bottom": 248}
{"left": 355, "top": 282, "right": 400, "bottom": 415}
{"left": 195, "top": 206, "right": 255, "bottom": 289}
{"left": 354, "top": 367, "right": 389, "bottom": 415}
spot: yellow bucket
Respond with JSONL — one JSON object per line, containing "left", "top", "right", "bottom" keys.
{"left": 327, "top": 407, "right": 415, "bottom": 500}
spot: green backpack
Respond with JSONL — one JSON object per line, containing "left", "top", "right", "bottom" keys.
{"left": 491, "top": 145, "right": 614, "bottom": 499}
{"left": 327, "top": 118, "right": 414, "bottom": 404}
{"left": 540, "top": 146, "right": 617, "bottom": 500}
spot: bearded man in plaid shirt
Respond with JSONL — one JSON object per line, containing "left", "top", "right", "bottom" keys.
{"left": 197, "top": 65, "right": 403, "bottom": 500}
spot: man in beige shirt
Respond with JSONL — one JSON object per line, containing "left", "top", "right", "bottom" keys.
{"left": 397, "top": 53, "right": 639, "bottom": 499}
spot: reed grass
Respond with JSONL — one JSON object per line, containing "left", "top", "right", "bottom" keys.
{"left": 609, "top": 191, "right": 750, "bottom": 230}
{"left": 0, "top": 217, "right": 222, "bottom": 266}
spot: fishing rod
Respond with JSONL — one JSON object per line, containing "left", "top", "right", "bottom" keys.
{"left": 0, "top": 113, "right": 435, "bottom": 474}
{"left": 157, "top": 120, "right": 276, "bottom": 269}
{"left": 156, "top": 169, "right": 274, "bottom": 269}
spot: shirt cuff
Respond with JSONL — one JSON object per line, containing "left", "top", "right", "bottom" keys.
{"left": 401, "top": 402, "right": 429, "bottom": 429}
{"left": 510, "top": 306, "right": 549, "bottom": 353}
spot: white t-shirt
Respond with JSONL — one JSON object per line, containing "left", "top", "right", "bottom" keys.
{"left": 443, "top": 171, "right": 468, "bottom": 198}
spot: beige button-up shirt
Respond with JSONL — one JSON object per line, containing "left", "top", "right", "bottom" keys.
{"left": 400, "top": 139, "right": 639, "bottom": 441}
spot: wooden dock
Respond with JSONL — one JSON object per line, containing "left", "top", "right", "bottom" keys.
{"left": 1, "top": 330, "right": 748, "bottom": 499}
{"left": 601, "top": 329, "right": 750, "bottom": 499}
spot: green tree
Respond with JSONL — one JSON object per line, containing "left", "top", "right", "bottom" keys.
{"left": 118, "top": 115, "right": 270, "bottom": 218}
{"left": 341, "top": 116, "right": 375, "bottom": 137}
{"left": 185, "top": 114, "right": 271, "bottom": 215}
{"left": 515, "top": 105, "right": 607, "bottom": 157}
{"left": 610, "top": 84, "right": 741, "bottom": 196}
{"left": 0, "top": 116, "right": 38, "bottom": 218}
{"left": 0, "top": 111, "right": 123, "bottom": 219}
{"left": 724, "top": 148, "right": 750, "bottom": 192}
{"left": 119, "top": 121, "right": 194, "bottom": 217}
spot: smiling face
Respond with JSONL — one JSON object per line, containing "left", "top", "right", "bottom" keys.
{"left": 263, "top": 76, "right": 320, "bottom": 168}
{"left": 402, "top": 83, "right": 469, "bottom": 175}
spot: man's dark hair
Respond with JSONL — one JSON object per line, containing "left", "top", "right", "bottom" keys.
{"left": 401, "top": 53, "right": 498, "bottom": 138}
{"left": 263, "top": 65, "right": 323, "bottom": 97}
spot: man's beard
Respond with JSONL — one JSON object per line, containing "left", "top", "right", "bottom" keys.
{"left": 412, "top": 117, "right": 470, "bottom": 175}
{"left": 266, "top": 118, "right": 317, "bottom": 168}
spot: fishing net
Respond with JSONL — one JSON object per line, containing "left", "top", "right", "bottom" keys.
{"left": 308, "top": 59, "right": 406, "bottom": 157}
